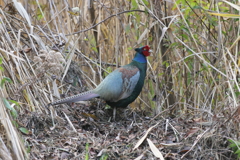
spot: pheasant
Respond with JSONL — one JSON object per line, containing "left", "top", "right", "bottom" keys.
{"left": 48, "top": 45, "right": 152, "bottom": 120}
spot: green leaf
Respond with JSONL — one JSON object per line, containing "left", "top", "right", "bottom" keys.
{"left": 162, "top": 61, "right": 169, "bottom": 67}
{"left": 135, "top": 14, "right": 140, "bottom": 24}
{"left": 142, "top": 0, "right": 149, "bottom": 6}
{"left": 105, "top": 104, "right": 111, "bottom": 109}
{"left": 8, "top": 100, "right": 20, "bottom": 107}
{"left": 149, "top": 79, "right": 154, "bottom": 95}
{"left": 235, "top": 91, "right": 240, "bottom": 97}
{"left": 85, "top": 143, "right": 89, "bottom": 160}
{"left": 229, "top": 143, "right": 237, "bottom": 148}
{"left": 104, "top": 67, "right": 112, "bottom": 77}
{"left": 25, "top": 141, "right": 31, "bottom": 153}
{"left": 37, "top": 14, "right": 43, "bottom": 20}
{"left": 235, "top": 149, "right": 240, "bottom": 154}
{"left": 19, "top": 127, "right": 29, "bottom": 134}
{"left": 10, "top": 109, "right": 18, "bottom": 119}
{"left": 0, "top": 77, "right": 12, "bottom": 88}
{"left": 2, "top": 98, "right": 18, "bottom": 119}
{"left": 158, "top": 73, "right": 164, "bottom": 76}
{"left": 12, "top": 120, "right": 19, "bottom": 128}
{"left": 127, "top": 47, "right": 133, "bottom": 51}
{"left": 100, "top": 153, "right": 108, "bottom": 160}
{"left": 131, "top": 0, "right": 138, "bottom": 9}
{"left": 228, "top": 139, "right": 240, "bottom": 157}
{"left": 91, "top": 47, "right": 98, "bottom": 52}
{"left": 2, "top": 98, "right": 12, "bottom": 110}
{"left": 192, "top": 5, "right": 202, "bottom": 9}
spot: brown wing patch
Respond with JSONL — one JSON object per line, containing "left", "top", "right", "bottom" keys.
{"left": 118, "top": 67, "right": 139, "bottom": 80}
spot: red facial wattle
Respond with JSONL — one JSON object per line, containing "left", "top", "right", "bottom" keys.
{"left": 142, "top": 45, "right": 151, "bottom": 56}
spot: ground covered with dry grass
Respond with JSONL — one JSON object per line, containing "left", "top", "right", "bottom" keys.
{"left": 16, "top": 97, "right": 236, "bottom": 159}
{"left": 0, "top": 0, "right": 240, "bottom": 160}
{"left": 18, "top": 96, "right": 238, "bottom": 159}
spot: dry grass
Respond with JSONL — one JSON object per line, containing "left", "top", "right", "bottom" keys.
{"left": 0, "top": 0, "right": 239, "bottom": 159}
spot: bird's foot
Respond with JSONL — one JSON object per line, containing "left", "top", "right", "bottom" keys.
{"left": 113, "top": 107, "right": 116, "bottom": 121}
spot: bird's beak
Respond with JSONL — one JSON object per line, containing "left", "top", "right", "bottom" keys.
{"left": 149, "top": 50, "right": 153, "bottom": 56}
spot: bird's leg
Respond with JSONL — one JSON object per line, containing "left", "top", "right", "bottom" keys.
{"left": 123, "top": 107, "right": 132, "bottom": 121}
{"left": 124, "top": 108, "right": 128, "bottom": 120}
{"left": 113, "top": 107, "right": 116, "bottom": 121}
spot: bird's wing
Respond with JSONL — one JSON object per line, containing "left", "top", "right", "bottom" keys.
{"left": 94, "top": 65, "right": 140, "bottom": 102}
{"left": 115, "top": 66, "right": 140, "bottom": 101}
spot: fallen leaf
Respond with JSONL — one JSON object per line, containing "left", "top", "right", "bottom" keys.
{"left": 81, "top": 112, "right": 98, "bottom": 120}
{"left": 179, "top": 146, "right": 191, "bottom": 154}
{"left": 185, "top": 127, "right": 200, "bottom": 139}
{"left": 97, "top": 149, "right": 107, "bottom": 157}
{"left": 147, "top": 138, "right": 164, "bottom": 160}
{"left": 133, "top": 122, "right": 159, "bottom": 150}
{"left": 160, "top": 142, "right": 182, "bottom": 147}
{"left": 134, "top": 154, "right": 144, "bottom": 160}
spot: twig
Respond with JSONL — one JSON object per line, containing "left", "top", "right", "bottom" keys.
{"left": 66, "top": 9, "right": 147, "bottom": 35}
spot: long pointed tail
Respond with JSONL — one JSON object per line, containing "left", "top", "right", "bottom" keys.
{"left": 48, "top": 90, "right": 100, "bottom": 106}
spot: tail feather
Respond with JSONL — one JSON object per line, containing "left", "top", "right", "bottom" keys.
{"left": 48, "top": 90, "right": 99, "bottom": 106}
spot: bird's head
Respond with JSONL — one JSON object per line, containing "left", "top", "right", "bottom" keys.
{"left": 135, "top": 45, "right": 152, "bottom": 57}
{"left": 133, "top": 45, "right": 152, "bottom": 63}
